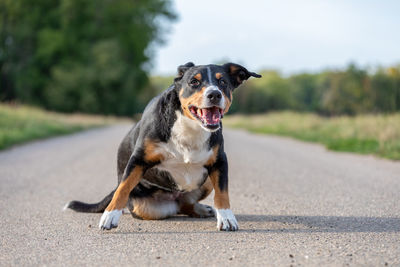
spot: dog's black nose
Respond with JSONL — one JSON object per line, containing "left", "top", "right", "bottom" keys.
{"left": 207, "top": 90, "right": 222, "bottom": 104}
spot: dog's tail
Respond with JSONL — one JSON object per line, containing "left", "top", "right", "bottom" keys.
{"left": 64, "top": 189, "right": 116, "bottom": 213}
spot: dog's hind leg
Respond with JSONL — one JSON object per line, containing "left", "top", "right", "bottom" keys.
{"left": 178, "top": 178, "right": 215, "bottom": 218}
{"left": 130, "top": 197, "right": 179, "bottom": 220}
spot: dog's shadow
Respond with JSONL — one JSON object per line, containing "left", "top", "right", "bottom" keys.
{"left": 117, "top": 213, "right": 400, "bottom": 234}
{"left": 233, "top": 214, "right": 400, "bottom": 233}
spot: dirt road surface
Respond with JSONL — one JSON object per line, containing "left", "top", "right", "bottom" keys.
{"left": 1, "top": 125, "right": 399, "bottom": 266}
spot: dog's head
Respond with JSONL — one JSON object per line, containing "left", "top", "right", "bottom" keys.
{"left": 174, "top": 62, "right": 261, "bottom": 131}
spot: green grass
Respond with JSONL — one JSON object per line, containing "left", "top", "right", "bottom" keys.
{"left": 0, "top": 104, "right": 128, "bottom": 150}
{"left": 224, "top": 112, "right": 400, "bottom": 160}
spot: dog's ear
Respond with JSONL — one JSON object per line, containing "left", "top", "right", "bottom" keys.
{"left": 223, "top": 63, "right": 261, "bottom": 89}
{"left": 174, "top": 62, "right": 195, "bottom": 82}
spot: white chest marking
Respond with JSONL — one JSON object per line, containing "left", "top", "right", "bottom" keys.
{"left": 156, "top": 112, "right": 212, "bottom": 191}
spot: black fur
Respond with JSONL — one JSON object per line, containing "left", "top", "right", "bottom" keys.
{"left": 66, "top": 63, "right": 261, "bottom": 214}
{"left": 66, "top": 189, "right": 115, "bottom": 213}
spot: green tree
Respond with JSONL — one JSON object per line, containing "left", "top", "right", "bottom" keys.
{"left": 231, "top": 70, "right": 295, "bottom": 114}
{"left": 320, "top": 64, "right": 372, "bottom": 115}
{"left": 370, "top": 68, "right": 397, "bottom": 112}
{"left": 0, "top": 0, "right": 176, "bottom": 115}
{"left": 289, "top": 73, "right": 319, "bottom": 111}
{"left": 225, "top": 63, "right": 400, "bottom": 115}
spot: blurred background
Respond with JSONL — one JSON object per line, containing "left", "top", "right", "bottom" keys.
{"left": 1, "top": 0, "right": 399, "bottom": 158}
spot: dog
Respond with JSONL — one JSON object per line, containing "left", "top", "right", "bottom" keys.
{"left": 65, "top": 62, "right": 261, "bottom": 231}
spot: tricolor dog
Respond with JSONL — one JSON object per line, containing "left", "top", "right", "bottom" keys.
{"left": 65, "top": 62, "right": 261, "bottom": 231}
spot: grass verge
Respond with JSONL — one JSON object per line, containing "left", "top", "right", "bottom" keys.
{"left": 0, "top": 103, "right": 130, "bottom": 150}
{"left": 224, "top": 111, "right": 400, "bottom": 160}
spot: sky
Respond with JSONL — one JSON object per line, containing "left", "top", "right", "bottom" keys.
{"left": 152, "top": 0, "right": 400, "bottom": 75}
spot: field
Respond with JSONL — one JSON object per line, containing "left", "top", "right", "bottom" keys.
{"left": 224, "top": 112, "right": 400, "bottom": 160}
{"left": 2, "top": 104, "right": 399, "bottom": 160}
{"left": 0, "top": 104, "right": 128, "bottom": 150}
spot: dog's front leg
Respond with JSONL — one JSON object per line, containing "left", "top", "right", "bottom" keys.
{"left": 208, "top": 153, "right": 238, "bottom": 231}
{"left": 99, "top": 160, "right": 144, "bottom": 230}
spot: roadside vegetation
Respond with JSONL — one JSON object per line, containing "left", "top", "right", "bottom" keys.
{"left": 0, "top": 104, "right": 128, "bottom": 150}
{"left": 2, "top": 2, "right": 399, "bottom": 159}
{"left": 1, "top": 0, "right": 176, "bottom": 116}
{"left": 149, "top": 64, "right": 400, "bottom": 116}
{"left": 224, "top": 112, "right": 400, "bottom": 160}
{"left": 229, "top": 64, "right": 400, "bottom": 116}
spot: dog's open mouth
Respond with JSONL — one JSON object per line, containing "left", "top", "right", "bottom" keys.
{"left": 189, "top": 105, "right": 224, "bottom": 130}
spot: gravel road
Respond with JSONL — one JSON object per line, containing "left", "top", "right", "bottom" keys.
{"left": 0, "top": 124, "right": 399, "bottom": 266}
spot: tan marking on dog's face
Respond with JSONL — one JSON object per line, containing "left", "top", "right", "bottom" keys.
{"left": 194, "top": 73, "right": 202, "bottom": 81}
{"left": 209, "top": 170, "right": 230, "bottom": 209}
{"left": 216, "top": 72, "right": 232, "bottom": 113}
{"left": 228, "top": 65, "right": 245, "bottom": 85}
{"left": 223, "top": 92, "right": 232, "bottom": 114}
{"left": 229, "top": 65, "right": 239, "bottom": 73}
{"left": 179, "top": 86, "right": 207, "bottom": 121}
{"left": 144, "top": 139, "right": 164, "bottom": 163}
{"left": 205, "top": 145, "right": 219, "bottom": 166}
{"left": 106, "top": 166, "right": 143, "bottom": 211}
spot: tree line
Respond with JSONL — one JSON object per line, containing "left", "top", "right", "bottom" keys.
{"left": 0, "top": 0, "right": 176, "bottom": 115}
{"left": 1, "top": 1, "right": 398, "bottom": 116}
{"left": 150, "top": 63, "right": 400, "bottom": 116}
{"left": 229, "top": 63, "right": 400, "bottom": 115}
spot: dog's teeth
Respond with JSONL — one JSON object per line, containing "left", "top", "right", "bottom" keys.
{"left": 197, "top": 108, "right": 202, "bottom": 117}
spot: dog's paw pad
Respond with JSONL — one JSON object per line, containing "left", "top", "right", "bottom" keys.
{"left": 99, "top": 210, "right": 122, "bottom": 230}
{"left": 216, "top": 209, "right": 239, "bottom": 231}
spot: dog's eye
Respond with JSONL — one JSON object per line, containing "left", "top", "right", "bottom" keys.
{"left": 190, "top": 79, "right": 200, "bottom": 87}
{"left": 219, "top": 78, "right": 227, "bottom": 87}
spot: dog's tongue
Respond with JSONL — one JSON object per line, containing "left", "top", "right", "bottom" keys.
{"left": 201, "top": 107, "right": 221, "bottom": 125}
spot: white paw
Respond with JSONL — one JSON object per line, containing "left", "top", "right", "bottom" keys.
{"left": 215, "top": 209, "right": 239, "bottom": 231}
{"left": 99, "top": 210, "right": 122, "bottom": 230}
